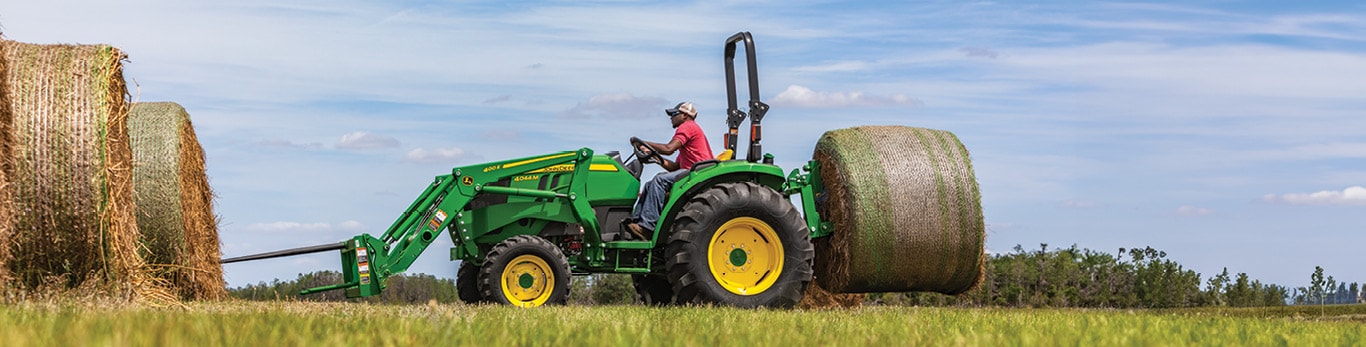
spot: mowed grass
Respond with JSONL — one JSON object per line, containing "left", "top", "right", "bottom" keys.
{"left": 0, "top": 301, "right": 1363, "bottom": 346}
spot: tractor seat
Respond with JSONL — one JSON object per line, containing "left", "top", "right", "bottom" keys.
{"left": 689, "top": 149, "right": 734, "bottom": 171}
{"left": 715, "top": 149, "right": 734, "bottom": 161}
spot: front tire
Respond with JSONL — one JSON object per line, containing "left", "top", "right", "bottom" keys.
{"left": 457, "top": 261, "right": 484, "bottom": 304}
{"left": 666, "top": 182, "right": 814, "bottom": 308}
{"left": 478, "top": 235, "right": 571, "bottom": 307}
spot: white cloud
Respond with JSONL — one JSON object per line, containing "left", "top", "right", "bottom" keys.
{"left": 1245, "top": 143, "right": 1366, "bottom": 162}
{"left": 960, "top": 47, "right": 1000, "bottom": 59}
{"left": 406, "top": 147, "right": 470, "bottom": 164}
{"left": 770, "top": 85, "right": 921, "bottom": 108}
{"left": 246, "top": 221, "right": 334, "bottom": 233}
{"left": 1263, "top": 186, "right": 1366, "bottom": 206}
{"left": 336, "top": 131, "right": 400, "bottom": 150}
{"left": 1257, "top": 15, "right": 1366, "bottom": 41}
{"left": 337, "top": 220, "right": 366, "bottom": 232}
{"left": 559, "top": 93, "right": 669, "bottom": 119}
{"left": 1175, "top": 205, "right": 1214, "bottom": 217}
{"left": 1060, "top": 200, "right": 1099, "bottom": 208}
{"left": 793, "top": 60, "right": 873, "bottom": 72}
{"left": 291, "top": 257, "right": 323, "bottom": 267}
{"left": 986, "top": 223, "right": 1019, "bottom": 233}
{"left": 999, "top": 43, "right": 1366, "bottom": 101}
{"left": 480, "top": 130, "right": 520, "bottom": 141}
{"left": 255, "top": 139, "right": 323, "bottom": 150}
{"left": 243, "top": 220, "right": 366, "bottom": 234}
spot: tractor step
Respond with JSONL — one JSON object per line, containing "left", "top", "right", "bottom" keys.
{"left": 604, "top": 240, "right": 653, "bottom": 249}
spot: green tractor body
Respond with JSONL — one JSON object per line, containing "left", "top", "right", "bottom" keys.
{"left": 222, "top": 32, "right": 985, "bottom": 308}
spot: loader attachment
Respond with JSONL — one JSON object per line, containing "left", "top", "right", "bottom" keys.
{"left": 217, "top": 236, "right": 385, "bottom": 297}
{"left": 221, "top": 148, "right": 618, "bottom": 298}
{"left": 299, "top": 235, "right": 387, "bottom": 296}
{"left": 782, "top": 160, "right": 832, "bottom": 240}
{"left": 219, "top": 242, "right": 345, "bottom": 264}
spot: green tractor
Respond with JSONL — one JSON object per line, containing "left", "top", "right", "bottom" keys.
{"left": 223, "top": 32, "right": 986, "bottom": 308}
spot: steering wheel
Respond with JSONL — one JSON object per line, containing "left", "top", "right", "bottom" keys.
{"left": 630, "top": 136, "right": 664, "bottom": 165}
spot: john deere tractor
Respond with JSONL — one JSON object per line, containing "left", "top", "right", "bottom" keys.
{"left": 224, "top": 32, "right": 986, "bottom": 308}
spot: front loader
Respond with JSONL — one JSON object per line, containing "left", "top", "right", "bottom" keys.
{"left": 223, "top": 32, "right": 986, "bottom": 308}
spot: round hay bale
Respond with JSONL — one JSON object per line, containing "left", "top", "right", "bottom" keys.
{"left": 130, "top": 102, "right": 225, "bottom": 300}
{"left": 812, "top": 125, "right": 985, "bottom": 294}
{"left": 2, "top": 40, "right": 155, "bottom": 298}
{"left": 0, "top": 40, "right": 15, "bottom": 285}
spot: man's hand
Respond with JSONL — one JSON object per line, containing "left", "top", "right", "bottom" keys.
{"left": 659, "top": 158, "right": 679, "bottom": 172}
{"left": 630, "top": 136, "right": 679, "bottom": 170}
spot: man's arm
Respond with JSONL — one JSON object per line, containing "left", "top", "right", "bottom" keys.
{"left": 646, "top": 137, "right": 685, "bottom": 155}
{"left": 640, "top": 140, "right": 682, "bottom": 171}
{"left": 657, "top": 157, "right": 680, "bottom": 172}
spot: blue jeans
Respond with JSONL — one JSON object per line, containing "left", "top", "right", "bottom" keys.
{"left": 632, "top": 169, "right": 689, "bottom": 231}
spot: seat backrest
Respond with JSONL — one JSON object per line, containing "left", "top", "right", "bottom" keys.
{"left": 715, "top": 149, "right": 734, "bottom": 161}
{"left": 689, "top": 149, "right": 734, "bottom": 171}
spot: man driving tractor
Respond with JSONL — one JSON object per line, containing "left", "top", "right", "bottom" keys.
{"left": 626, "top": 101, "right": 713, "bottom": 240}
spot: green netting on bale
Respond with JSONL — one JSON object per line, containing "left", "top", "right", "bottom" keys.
{"left": 130, "top": 102, "right": 225, "bottom": 300}
{"left": 813, "top": 126, "right": 985, "bottom": 294}
{"left": 2, "top": 40, "right": 159, "bottom": 300}
{"left": 131, "top": 102, "right": 185, "bottom": 267}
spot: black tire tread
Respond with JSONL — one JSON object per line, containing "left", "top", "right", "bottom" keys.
{"left": 476, "top": 235, "right": 572, "bottom": 306}
{"left": 632, "top": 274, "right": 675, "bottom": 306}
{"left": 665, "top": 182, "right": 814, "bottom": 308}
{"left": 456, "top": 261, "right": 484, "bottom": 304}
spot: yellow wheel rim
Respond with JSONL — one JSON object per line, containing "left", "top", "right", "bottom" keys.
{"left": 500, "top": 254, "right": 554, "bottom": 307}
{"left": 707, "top": 217, "right": 783, "bottom": 295}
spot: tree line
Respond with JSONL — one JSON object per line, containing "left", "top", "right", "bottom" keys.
{"left": 228, "top": 244, "right": 1360, "bottom": 308}
{"left": 872, "top": 244, "right": 1297, "bottom": 308}
{"left": 225, "top": 269, "right": 637, "bottom": 305}
{"left": 1290, "top": 266, "right": 1360, "bottom": 305}
{"left": 229, "top": 271, "right": 460, "bottom": 304}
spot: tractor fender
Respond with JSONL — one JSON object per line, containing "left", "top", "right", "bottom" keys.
{"left": 653, "top": 161, "right": 788, "bottom": 238}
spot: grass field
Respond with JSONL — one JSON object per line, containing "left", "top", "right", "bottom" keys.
{"left": 1, "top": 301, "right": 1362, "bottom": 346}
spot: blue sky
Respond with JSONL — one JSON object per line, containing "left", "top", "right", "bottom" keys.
{"left": 3, "top": 1, "right": 1363, "bottom": 290}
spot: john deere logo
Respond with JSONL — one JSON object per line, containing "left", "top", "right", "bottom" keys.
{"left": 462, "top": 176, "right": 474, "bottom": 185}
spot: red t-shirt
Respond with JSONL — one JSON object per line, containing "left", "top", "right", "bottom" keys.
{"left": 672, "top": 119, "right": 713, "bottom": 170}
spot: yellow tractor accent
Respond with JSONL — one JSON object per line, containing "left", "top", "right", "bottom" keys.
{"left": 708, "top": 217, "right": 784, "bottom": 295}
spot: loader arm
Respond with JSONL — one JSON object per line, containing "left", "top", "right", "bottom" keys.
{"left": 300, "top": 148, "right": 605, "bottom": 298}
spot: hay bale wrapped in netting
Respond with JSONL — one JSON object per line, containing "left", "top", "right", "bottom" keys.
{"left": 1, "top": 40, "right": 156, "bottom": 297}
{"left": 130, "top": 102, "right": 225, "bottom": 300}
{"left": 0, "top": 40, "right": 15, "bottom": 285}
{"left": 812, "top": 125, "right": 985, "bottom": 294}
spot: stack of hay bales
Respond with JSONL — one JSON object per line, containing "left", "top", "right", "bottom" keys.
{"left": 129, "top": 102, "right": 225, "bottom": 300}
{"left": 1, "top": 40, "right": 150, "bottom": 295}
{"left": 811, "top": 125, "right": 986, "bottom": 295}
{"left": 1, "top": 39, "right": 226, "bottom": 302}
{"left": 0, "top": 38, "right": 225, "bottom": 301}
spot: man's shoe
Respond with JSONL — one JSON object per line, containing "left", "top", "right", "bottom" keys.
{"left": 626, "top": 223, "right": 650, "bottom": 240}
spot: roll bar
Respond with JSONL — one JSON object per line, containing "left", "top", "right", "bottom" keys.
{"left": 723, "top": 31, "right": 770, "bottom": 163}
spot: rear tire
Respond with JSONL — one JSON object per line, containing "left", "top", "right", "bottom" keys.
{"left": 666, "top": 182, "right": 813, "bottom": 308}
{"left": 457, "top": 261, "right": 484, "bottom": 304}
{"left": 632, "top": 274, "right": 675, "bottom": 305}
{"left": 478, "top": 235, "right": 571, "bottom": 307}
